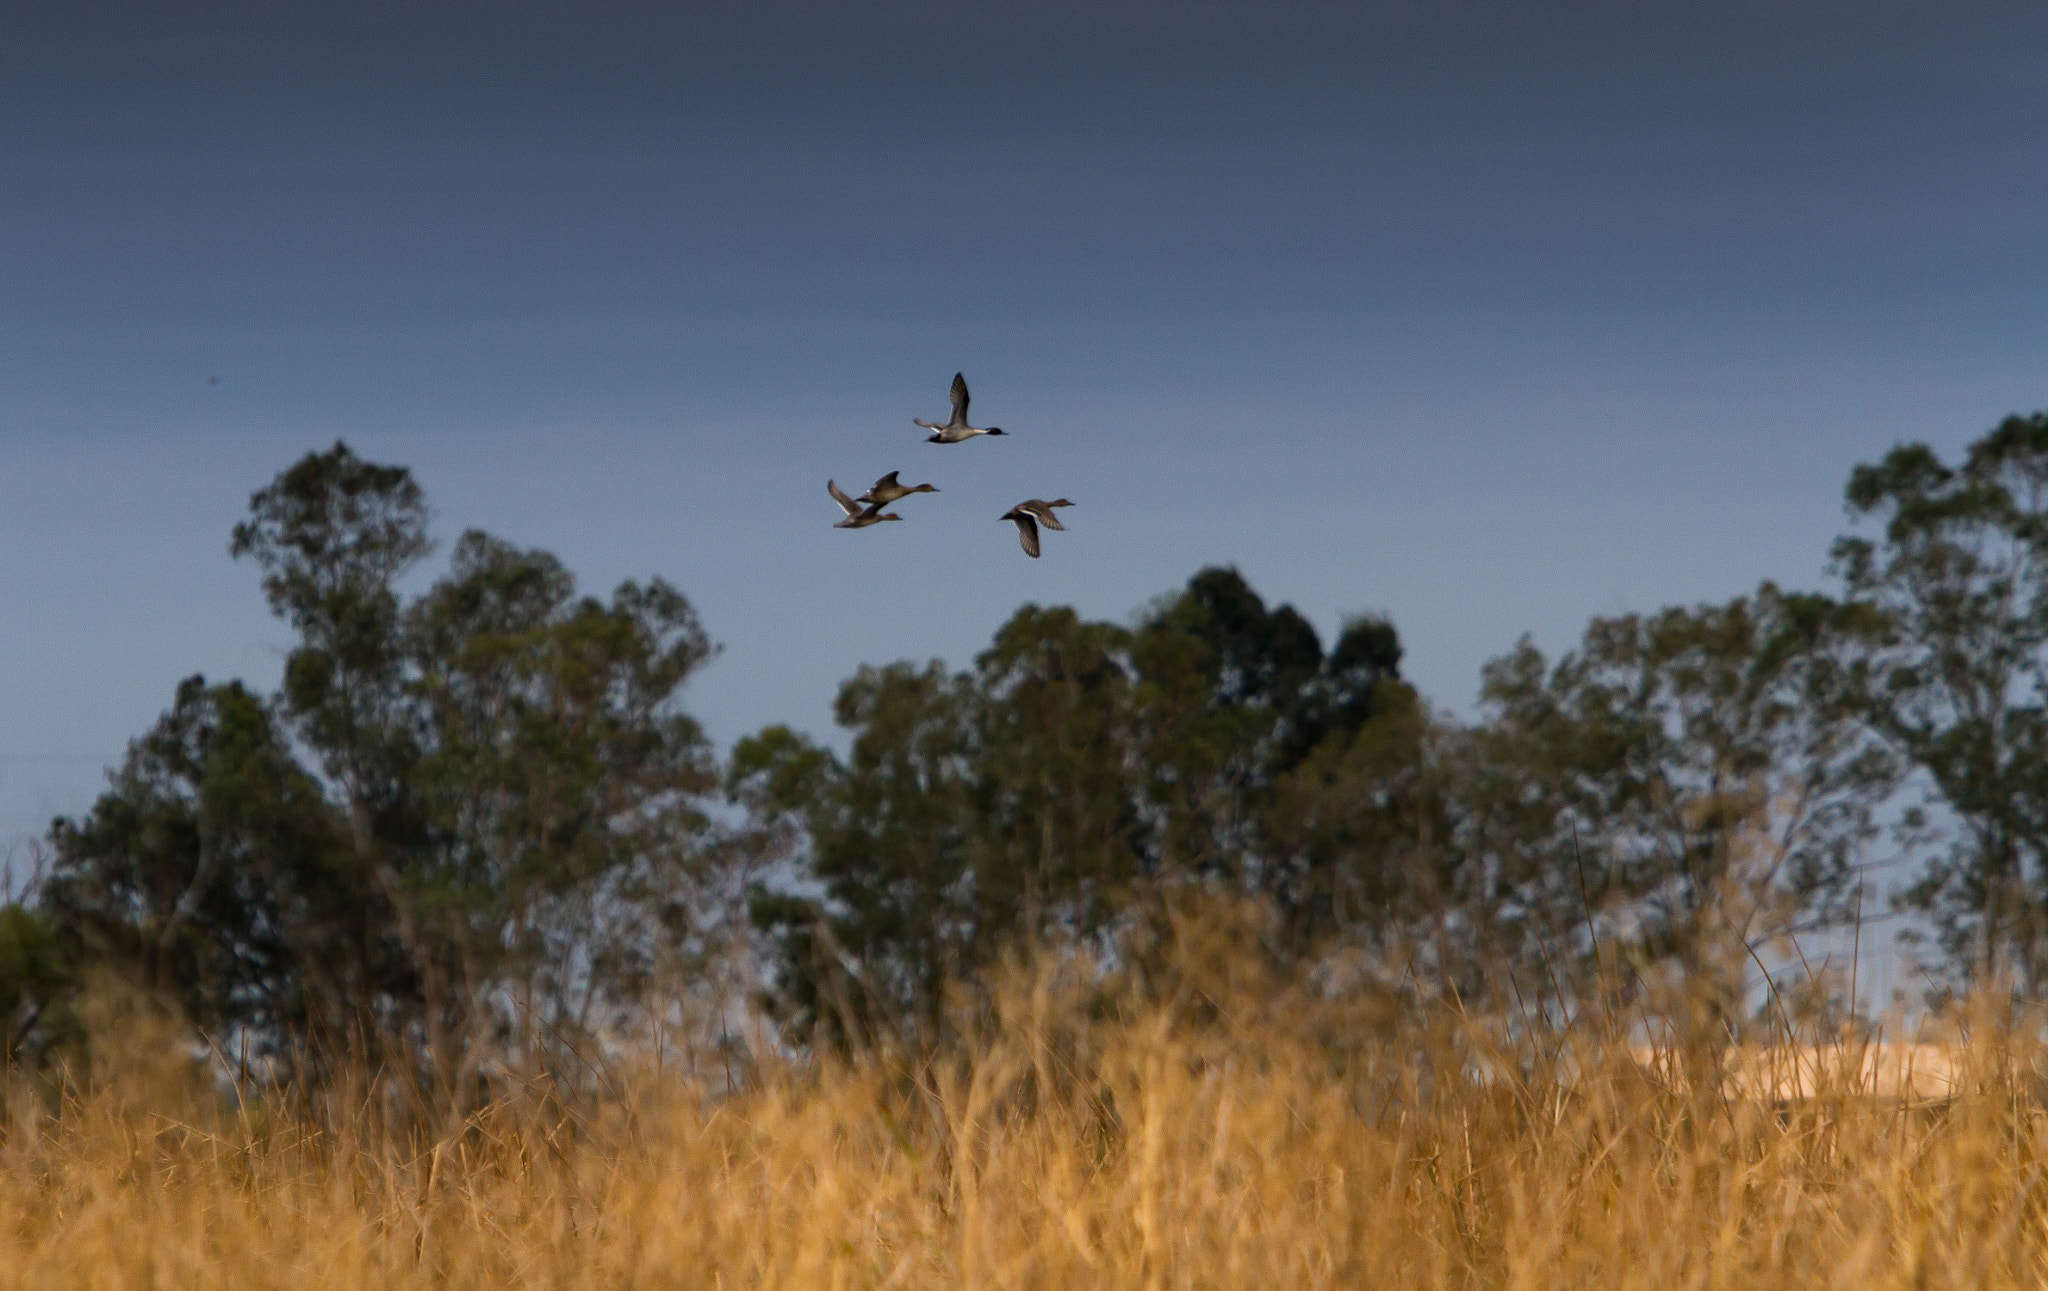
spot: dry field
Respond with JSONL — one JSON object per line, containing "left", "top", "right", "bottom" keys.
{"left": 4, "top": 969, "right": 2048, "bottom": 1290}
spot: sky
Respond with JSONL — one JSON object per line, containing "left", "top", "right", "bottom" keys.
{"left": 3, "top": 0, "right": 2047, "bottom": 960}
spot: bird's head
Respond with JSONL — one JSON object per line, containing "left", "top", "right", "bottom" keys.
{"left": 984, "top": 427, "right": 1005, "bottom": 435}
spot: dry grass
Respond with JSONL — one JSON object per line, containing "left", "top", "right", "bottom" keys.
{"left": 5, "top": 962, "right": 2048, "bottom": 1289}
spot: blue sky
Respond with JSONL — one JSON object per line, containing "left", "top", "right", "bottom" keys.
{"left": 3, "top": 0, "right": 2047, "bottom": 908}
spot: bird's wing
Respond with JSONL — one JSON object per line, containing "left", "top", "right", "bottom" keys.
{"left": 871, "top": 470, "right": 901, "bottom": 491}
{"left": 827, "top": 479, "right": 862, "bottom": 517}
{"left": 1010, "top": 512, "right": 1040, "bottom": 558}
{"left": 914, "top": 419, "right": 944, "bottom": 430}
{"left": 950, "top": 372, "right": 969, "bottom": 425}
{"left": 1023, "top": 501, "right": 1067, "bottom": 531}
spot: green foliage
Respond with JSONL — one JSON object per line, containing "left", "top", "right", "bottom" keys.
{"left": 738, "top": 663, "right": 981, "bottom": 1047}
{"left": 46, "top": 408, "right": 2048, "bottom": 1073}
{"left": 1130, "top": 572, "right": 1415, "bottom": 940}
{"left": 1459, "top": 585, "right": 1896, "bottom": 1016}
{"left": 742, "top": 560, "right": 1921, "bottom": 1046}
{"left": 45, "top": 445, "right": 721, "bottom": 1089}
{"left": 973, "top": 605, "right": 1145, "bottom": 933}
{"left": 229, "top": 441, "right": 431, "bottom": 826}
{"left": 0, "top": 903, "right": 75, "bottom": 1064}
{"left": 1834, "top": 412, "right": 2048, "bottom": 990}
{"left": 1263, "top": 674, "right": 1448, "bottom": 949}
{"left": 404, "top": 532, "right": 719, "bottom": 1023}
{"left": 44, "top": 676, "right": 384, "bottom": 1063}
{"left": 744, "top": 570, "right": 1431, "bottom": 1046}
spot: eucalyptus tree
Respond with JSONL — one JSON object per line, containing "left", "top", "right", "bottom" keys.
{"left": 736, "top": 662, "right": 982, "bottom": 1048}
{"left": 43, "top": 676, "right": 395, "bottom": 1069}
{"left": 741, "top": 606, "right": 1151, "bottom": 1048}
{"left": 226, "top": 442, "right": 450, "bottom": 1062}
{"left": 971, "top": 604, "right": 1145, "bottom": 940}
{"left": 1129, "top": 568, "right": 1326, "bottom": 881}
{"left": 47, "top": 443, "right": 722, "bottom": 1090}
{"left": 1459, "top": 584, "right": 1895, "bottom": 1022}
{"left": 1130, "top": 569, "right": 1420, "bottom": 948}
{"left": 739, "top": 572, "right": 1436, "bottom": 1048}
{"left": 403, "top": 531, "right": 720, "bottom": 1072}
{"left": 1262, "top": 667, "right": 1449, "bottom": 955}
{"left": 0, "top": 902, "right": 72, "bottom": 1065}
{"left": 1833, "top": 413, "right": 2048, "bottom": 992}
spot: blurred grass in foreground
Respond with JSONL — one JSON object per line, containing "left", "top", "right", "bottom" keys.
{"left": 2, "top": 919, "right": 2044, "bottom": 1290}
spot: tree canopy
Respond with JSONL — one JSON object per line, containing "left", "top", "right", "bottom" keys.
{"left": 13, "top": 412, "right": 2048, "bottom": 1078}
{"left": 37, "top": 444, "right": 723, "bottom": 1096}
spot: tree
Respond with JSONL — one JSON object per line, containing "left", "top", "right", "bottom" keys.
{"left": 0, "top": 902, "right": 76, "bottom": 1066}
{"left": 43, "top": 676, "right": 397, "bottom": 1068}
{"left": 736, "top": 662, "right": 981, "bottom": 1047}
{"left": 1834, "top": 413, "right": 2048, "bottom": 992}
{"left": 47, "top": 443, "right": 726, "bottom": 1092}
{"left": 740, "top": 573, "right": 1431, "bottom": 1046}
{"left": 1129, "top": 568, "right": 1327, "bottom": 880}
{"left": 1456, "top": 584, "right": 1894, "bottom": 1023}
{"left": 1131, "top": 570, "right": 1418, "bottom": 943}
{"left": 404, "top": 531, "right": 720, "bottom": 1069}
{"left": 228, "top": 442, "right": 449, "bottom": 1065}
{"left": 1263, "top": 669, "right": 1449, "bottom": 953}
{"left": 971, "top": 605, "right": 1145, "bottom": 940}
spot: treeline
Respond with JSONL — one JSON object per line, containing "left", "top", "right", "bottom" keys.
{"left": 6, "top": 414, "right": 2048, "bottom": 1089}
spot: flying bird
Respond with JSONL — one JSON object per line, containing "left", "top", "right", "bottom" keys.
{"left": 1014, "top": 498, "right": 1073, "bottom": 531}
{"left": 1001, "top": 504, "right": 1045, "bottom": 558}
{"left": 829, "top": 479, "right": 904, "bottom": 529}
{"left": 856, "top": 471, "right": 939, "bottom": 506}
{"left": 916, "top": 373, "right": 1005, "bottom": 443}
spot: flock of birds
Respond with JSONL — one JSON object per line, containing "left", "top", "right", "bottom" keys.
{"left": 827, "top": 372, "right": 1073, "bottom": 558}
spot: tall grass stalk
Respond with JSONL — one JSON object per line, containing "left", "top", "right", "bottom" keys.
{"left": 2, "top": 943, "right": 2044, "bottom": 1288}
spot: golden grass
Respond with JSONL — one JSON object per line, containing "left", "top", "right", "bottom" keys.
{"left": 5, "top": 967, "right": 2048, "bottom": 1289}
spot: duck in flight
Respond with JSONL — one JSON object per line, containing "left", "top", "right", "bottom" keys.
{"left": 1000, "top": 501, "right": 1066, "bottom": 558}
{"left": 916, "top": 373, "right": 1004, "bottom": 443}
{"left": 1014, "top": 498, "right": 1073, "bottom": 531}
{"left": 829, "top": 479, "right": 903, "bottom": 529}
{"left": 856, "top": 471, "right": 939, "bottom": 506}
